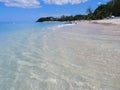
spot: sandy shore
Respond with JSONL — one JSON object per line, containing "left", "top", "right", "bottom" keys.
{"left": 47, "top": 22, "right": 120, "bottom": 90}
{"left": 91, "top": 18, "right": 120, "bottom": 25}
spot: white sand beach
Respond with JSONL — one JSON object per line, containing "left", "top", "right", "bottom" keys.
{"left": 91, "top": 18, "right": 120, "bottom": 25}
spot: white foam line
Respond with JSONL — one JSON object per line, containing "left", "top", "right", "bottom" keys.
{"left": 56, "top": 24, "right": 75, "bottom": 28}
{"left": 45, "top": 24, "right": 75, "bottom": 31}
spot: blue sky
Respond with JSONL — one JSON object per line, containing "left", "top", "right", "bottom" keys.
{"left": 0, "top": 0, "right": 110, "bottom": 22}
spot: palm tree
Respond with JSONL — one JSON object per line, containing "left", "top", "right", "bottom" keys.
{"left": 86, "top": 7, "right": 93, "bottom": 20}
{"left": 86, "top": 7, "right": 93, "bottom": 14}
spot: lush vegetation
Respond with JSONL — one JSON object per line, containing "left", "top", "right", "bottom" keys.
{"left": 37, "top": 0, "right": 120, "bottom": 22}
{"left": 36, "top": 15, "right": 86, "bottom": 22}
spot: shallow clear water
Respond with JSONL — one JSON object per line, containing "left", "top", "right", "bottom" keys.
{"left": 0, "top": 22, "right": 120, "bottom": 90}
{"left": 0, "top": 22, "right": 65, "bottom": 90}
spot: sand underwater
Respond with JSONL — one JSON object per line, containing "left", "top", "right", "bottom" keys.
{"left": 0, "top": 22, "right": 120, "bottom": 90}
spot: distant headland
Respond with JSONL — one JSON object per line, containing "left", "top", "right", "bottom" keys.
{"left": 37, "top": 0, "right": 120, "bottom": 22}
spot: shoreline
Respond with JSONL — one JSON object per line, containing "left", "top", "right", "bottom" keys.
{"left": 57, "top": 18, "right": 120, "bottom": 31}
{"left": 37, "top": 18, "right": 120, "bottom": 26}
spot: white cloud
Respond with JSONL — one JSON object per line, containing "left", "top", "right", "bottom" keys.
{"left": 43, "top": 0, "right": 88, "bottom": 5}
{"left": 0, "top": 0, "right": 40, "bottom": 8}
{"left": 0, "top": 0, "right": 88, "bottom": 8}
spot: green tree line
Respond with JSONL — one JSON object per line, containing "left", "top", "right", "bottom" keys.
{"left": 37, "top": 0, "right": 120, "bottom": 22}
